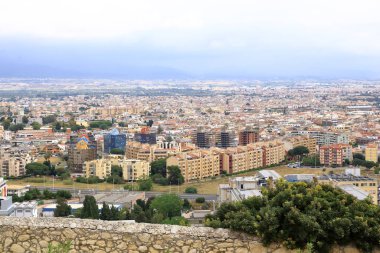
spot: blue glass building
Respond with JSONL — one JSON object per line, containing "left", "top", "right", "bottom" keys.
{"left": 104, "top": 129, "right": 127, "bottom": 153}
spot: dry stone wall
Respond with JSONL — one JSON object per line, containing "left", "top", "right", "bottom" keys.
{"left": 0, "top": 217, "right": 364, "bottom": 253}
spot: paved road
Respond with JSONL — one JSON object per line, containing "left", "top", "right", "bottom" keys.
{"left": 30, "top": 186, "right": 218, "bottom": 201}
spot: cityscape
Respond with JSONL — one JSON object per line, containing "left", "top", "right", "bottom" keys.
{"left": 1, "top": 0, "right": 380, "bottom": 252}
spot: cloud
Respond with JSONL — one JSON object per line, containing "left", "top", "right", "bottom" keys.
{"left": 0, "top": 0, "right": 380, "bottom": 78}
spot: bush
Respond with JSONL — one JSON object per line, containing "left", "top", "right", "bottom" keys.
{"left": 205, "top": 180, "right": 380, "bottom": 252}
{"left": 138, "top": 178, "right": 153, "bottom": 191}
{"left": 151, "top": 173, "right": 169, "bottom": 185}
{"left": 56, "top": 190, "right": 72, "bottom": 199}
{"left": 195, "top": 197, "right": 205, "bottom": 203}
{"left": 184, "top": 186, "right": 197, "bottom": 194}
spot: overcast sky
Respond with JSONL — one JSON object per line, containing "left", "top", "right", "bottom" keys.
{"left": 0, "top": 0, "right": 379, "bottom": 79}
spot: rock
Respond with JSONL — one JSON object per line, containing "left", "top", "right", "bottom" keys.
{"left": 63, "top": 228, "right": 77, "bottom": 239}
{"left": 39, "top": 240, "right": 49, "bottom": 248}
{"left": 18, "top": 235, "right": 30, "bottom": 242}
{"left": 138, "top": 245, "right": 148, "bottom": 252}
{"left": 236, "top": 248, "right": 249, "bottom": 253}
{"left": 182, "top": 245, "right": 190, "bottom": 253}
{"left": 138, "top": 233, "right": 150, "bottom": 243}
{"left": 10, "top": 244, "right": 25, "bottom": 253}
{"left": 4, "top": 238, "right": 13, "bottom": 248}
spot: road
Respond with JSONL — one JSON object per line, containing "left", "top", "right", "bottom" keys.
{"left": 29, "top": 186, "right": 218, "bottom": 201}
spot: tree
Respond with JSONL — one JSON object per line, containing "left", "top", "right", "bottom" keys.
{"left": 162, "top": 216, "right": 189, "bottom": 226}
{"left": 151, "top": 173, "right": 169, "bottom": 185}
{"left": 150, "top": 194, "right": 182, "bottom": 219}
{"left": 353, "top": 153, "right": 365, "bottom": 160}
{"left": 302, "top": 155, "right": 321, "bottom": 167}
{"left": 110, "top": 148, "right": 125, "bottom": 155}
{"left": 111, "top": 165, "right": 123, "bottom": 177}
{"left": 138, "top": 178, "right": 153, "bottom": 191}
{"left": 31, "top": 122, "right": 41, "bottom": 130}
{"left": 288, "top": 146, "right": 309, "bottom": 160}
{"left": 195, "top": 197, "right": 205, "bottom": 203}
{"left": 185, "top": 186, "right": 197, "bottom": 194}
{"left": 25, "top": 162, "right": 50, "bottom": 176}
{"left": 54, "top": 198, "right": 72, "bottom": 217}
{"left": 205, "top": 180, "right": 380, "bottom": 252}
{"left": 9, "top": 123, "right": 25, "bottom": 132}
{"left": 80, "top": 195, "right": 99, "bottom": 219}
{"left": 183, "top": 199, "right": 192, "bottom": 210}
{"left": 131, "top": 204, "right": 147, "bottom": 222}
{"left": 42, "top": 115, "right": 57, "bottom": 125}
{"left": 22, "top": 116, "right": 29, "bottom": 124}
{"left": 106, "top": 175, "right": 124, "bottom": 184}
{"left": 99, "top": 202, "right": 111, "bottom": 220}
{"left": 150, "top": 159, "right": 167, "bottom": 177}
{"left": 1, "top": 119, "right": 11, "bottom": 130}
{"left": 167, "top": 166, "right": 184, "bottom": 185}
{"left": 54, "top": 122, "right": 62, "bottom": 131}
{"left": 110, "top": 205, "right": 120, "bottom": 220}
{"left": 56, "top": 190, "right": 72, "bottom": 199}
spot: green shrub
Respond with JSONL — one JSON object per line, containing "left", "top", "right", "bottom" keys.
{"left": 195, "top": 197, "right": 205, "bottom": 203}
{"left": 184, "top": 186, "right": 197, "bottom": 194}
{"left": 206, "top": 180, "right": 380, "bottom": 252}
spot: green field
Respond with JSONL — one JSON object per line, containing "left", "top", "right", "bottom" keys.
{"left": 7, "top": 166, "right": 346, "bottom": 195}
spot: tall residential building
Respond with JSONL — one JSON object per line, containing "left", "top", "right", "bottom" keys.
{"left": 220, "top": 145, "right": 263, "bottom": 174}
{"left": 238, "top": 127, "right": 259, "bottom": 146}
{"left": 0, "top": 154, "right": 32, "bottom": 177}
{"left": 291, "top": 131, "right": 349, "bottom": 146}
{"left": 192, "top": 128, "right": 212, "bottom": 148}
{"left": 134, "top": 127, "right": 156, "bottom": 144}
{"left": 126, "top": 141, "right": 169, "bottom": 162}
{"left": 215, "top": 129, "right": 237, "bottom": 148}
{"left": 103, "top": 128, "right": 127, "bottom": 153}
{"left": 166, "top": 150, "right": 220, "bottom": 183}
{"left": 365, "top": 143, "right": 378, "bottom": 163}
{"left": 308, "top": 131, "right": 349, "bottom": 146}
{"left": 68, "top": 131, "right": 97, "bottom": 172}
{"left": 84, "top": 157, "right": 150, "bottom": 181}
{"left": 283, "top": 136, "right": 317, "bottom": 155}
{"left": 319, "top": 144, "right": 352, "bottom": 166}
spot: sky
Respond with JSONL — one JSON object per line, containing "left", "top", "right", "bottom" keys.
{"left": 0, "top": 0, "right": 380, "bottom": 79}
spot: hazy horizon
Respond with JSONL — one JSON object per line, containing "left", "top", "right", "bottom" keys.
{"left": 1, "top": 0, "right": 380, "bottom": 79}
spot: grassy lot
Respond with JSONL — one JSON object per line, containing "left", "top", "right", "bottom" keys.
{"left": 35, "top": 156, "right": 67, "bottom": 169}
{"left": 7, "top": 165, "right": 348, "bottom": 195}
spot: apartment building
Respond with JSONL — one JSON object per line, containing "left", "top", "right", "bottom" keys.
{"left": 238, "top": 127, "right": 259, "bottom": 146}
{"left": 260, "top": 141, "right": 286, "bottom": 167}
{"left": 365, "top": 143, "right": 378, "bottom": 163}
{"left": 283, "top": 136, "right": 317, "bottom": 155}
{"left": 318, "top": 174, "right": 378, "bottom": 204}
{"left": 291, "top": 131, "right": 349, "bottom": 146}
{"left": 166, "top": 150, "right": 220, "bottom": 182}
{"left": 319, "top": 144, "right": 353, "bottom": 166}
{"left": 84, "top": 157, "right": 150, "bottom": 181}
{"left": 192, "top": 128, "right": 212, "bottom": 148}
{"left": 215, "top": 129, "right": 237, "bottom": 148}
{"left": 67, "top": 132, "right": 97, "bottom": 172}
{"left": 220, "top": 145, "right": 263, "bottom": 174}
{"left": 0, "top": 153, "right": 32, "bottom": 177}
{"left": 126, "top": 141, "right": 169, "bottom": 162}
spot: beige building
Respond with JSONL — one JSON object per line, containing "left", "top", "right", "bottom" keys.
{"left": 365, "top": 143, "right": 378, "bottom": 163}
{"left": 84, "top": 157, "right": 150, "bottom": 181}
{"left": 319, "top": 144, "right": 352, "bottom": 166}
{"left": 220, "top": 146, "right": 263, "bottom": 174}
{"left": 283, "top": 136, "right": 317, "bottom": 155}
{"left": 0, "top": 154, "right": 32, "bottom": 177}
{"left": 318, "top": 174, "right": 378, "bottom": 204}
{"left": 126, "top": 141, "right": 169, "bottom": 162}
{"left": 166, "top": 150, "right": 220, "bottom": 183}
{"left": 260, "top": 141, "right": 286, "bottom": 167}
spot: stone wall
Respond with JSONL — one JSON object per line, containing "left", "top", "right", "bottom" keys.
{"left": 0, "top": 217, "right": 362, "bottom": 253}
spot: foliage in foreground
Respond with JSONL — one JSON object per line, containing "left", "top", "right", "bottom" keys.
{"left": 205, "top": 180, "right": 380, "bottom": 252}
